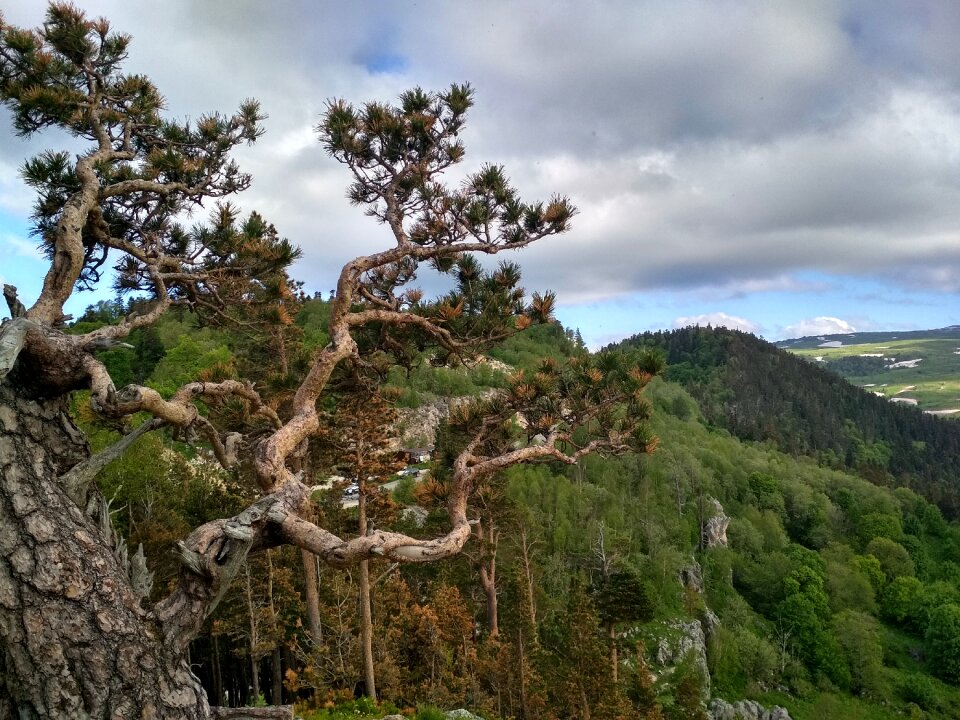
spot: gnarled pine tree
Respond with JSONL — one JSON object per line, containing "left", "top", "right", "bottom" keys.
{"left": 0, "top": 6, "right": 657, "bottom": 718}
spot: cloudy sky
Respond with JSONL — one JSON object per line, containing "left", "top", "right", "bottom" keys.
{"left": 2, "top": 1, "right": 959, "bottom": 347}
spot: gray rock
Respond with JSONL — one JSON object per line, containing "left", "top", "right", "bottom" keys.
{"left": 679, "top": 558, "right": 704, "bottom": 593}
{"left": 445, "top": 710, "right": 484, "bottom": 720}
{"left": 702, "top": 498, "right": 730, "bottom": 548}
{"left": 400, "top": 505, "right": 429, "bottom": 527}
{"left": 654, "top": 618, "right": 711, "bottom": 698}
{"left": 708, "top": 698, "right": 792, "bottom": 720}
{"left": 701, "top": 608, "right": 721, "bottom": 639}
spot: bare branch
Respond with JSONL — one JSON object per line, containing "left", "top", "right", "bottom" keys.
{"left": 346, "top": 308, "right": 462, "bottom": 352}
{"left": 3, "top": 284, "right": 26, "bottom": 319}
{"left": 78, "top": 266, "right": 171, "bottom": 348}
{"left": 0, "top": 318, "right": 35, "bottom": 380}
{"left": 59, "top": 418, "right": 166, "bottom": 505}
{"left": 271, "top": 507, "right": 473, "bottom": 567}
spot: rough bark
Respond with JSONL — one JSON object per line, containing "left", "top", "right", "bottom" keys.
{"left": 476, "top": 521, "right": 499, "bottom": 637}
{"left": 300, "top": 550, "right": 323, "bottom": 648}
{"left": 357, "top": 491, "right": 376, "bottom": 700}
{"left": 244, "top": 566, "right": 261, "bottom": 703}
{"left": 0, "top": 381, "right": 210, "bottom": 718}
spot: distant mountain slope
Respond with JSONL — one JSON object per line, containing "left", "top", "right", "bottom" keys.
{"left": 614, "top": 326, "right": 960, "bottom": 516}
{"left": 777, "top": 326, "right": 960, "bottom": 413}
{"left": 776, "top": 326, "right": 960, "bottom": 350}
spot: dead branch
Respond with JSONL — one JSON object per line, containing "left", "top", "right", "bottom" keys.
{"left": 60, "top": 418, "right": 166, "bottom": 505}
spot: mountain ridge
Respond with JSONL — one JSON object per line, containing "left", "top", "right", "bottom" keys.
{"left": 612, "top": 325, "right": 960, "bottom": 517}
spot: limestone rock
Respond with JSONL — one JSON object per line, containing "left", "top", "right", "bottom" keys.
{"left": 445, "top": 710, "right": 484, "bottom": 720}
{"left": 394, "top": 399, "right": 448, "bottom": 448}
{"left": 702, "top": 498, "right": 730, "bottom": 548}
{"left": 654, "top": 618, "right": 711, "bottom": 698}
{"left": 394, "top": 389, "right": 502, "bottom": 448}
{"left": 708, "top": 698, "right": 792, "bottom": 720}
{"left": 701, "top": 608, "right": 721, "bottom": 639}
{"left": 679, "top": 558, "right": 704, "bottom": 593}
{"left": 399, "top": 505, "right": 429, "bottom": 527}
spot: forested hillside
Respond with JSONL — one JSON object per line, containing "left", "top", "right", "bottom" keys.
{"left": 616, "top": 327, "right": 960, "bottom": 517}
{"left": 6, "top": 9, "right": 960, "bottom": 719}
{"left": 74, "top": 304, "right": 960, "bottom": 720}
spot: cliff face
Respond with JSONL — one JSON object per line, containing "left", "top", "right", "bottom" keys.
{"left": 394, "top": 399, "right": 450, "bottom": 448}
{"left": 394, "top": 389, "right": 502, "bottom": 448}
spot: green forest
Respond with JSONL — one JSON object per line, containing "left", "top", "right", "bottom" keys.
{"left": 76, "top": 305, "right": 960, "bottom": 720}
{"left": 4, "top": 6, "right": 960, "bottom": 720}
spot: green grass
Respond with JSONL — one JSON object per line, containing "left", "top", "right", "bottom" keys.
{"left": 752, "top": 690, "right": 906, "bottom": 720}
{"left": 790, "top": 336, "right": 960, "bottom": 412}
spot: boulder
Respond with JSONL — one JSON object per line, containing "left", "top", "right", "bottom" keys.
{"left": 445, "top": 711, "right": 485, "bottom": 720}
{"left": 708, "top": 698, "right": 792, "bottom": 720}
{"left": 399, "top": 505, "right": 429, "bottom": 527}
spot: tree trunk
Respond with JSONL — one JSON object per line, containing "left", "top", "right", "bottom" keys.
{"left": 359, "top": 559, "right": 376, "bottom": 699}
{"left": 518, "top": 527, "right": 537, "bottom": 631}
{"left": 245, "top": 566, "right": 261, "bottom": 703}
{"left": 480, "top": 561, "right": 498, "bottom": 637}
{"left": 517, "top": 625, "right": 529, "bottom": 720}
{"left": 301, "top": 549, "right": 323, "bottom": 646}
{"left": 477, "top": 521, "right": 499, "bottom": 637}
{"left": 357, "top": 490, "right": 376, "bottom": 699}
{"left": 270, "top": 648, "right": 283, "bottom": 706}
{"left": 213, "top": 635, "right": 224, "bottom": 707}
{"left": 250, "top": 657, "right": 260, "bottom": 708}
{"left": 0, "top": 381, "right": 211, "bottom": 718}
{"left": 266, "top": 551, "right": 283, "bottom": 706}
{"left": 608, "top": 623, "right": 618, "bottom": 683}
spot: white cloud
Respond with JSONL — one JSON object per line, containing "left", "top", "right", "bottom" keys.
{"left": 782, "top": 316, "right": 857, "bottom": 338}
{"left": 0, "top": 1, "right": 957, "bottom": 332}
{"left": 3, "top": 234, "right": 42, "bottom": 261}
{"left": 673, "top": 312, "right": 760, "bottom": 334}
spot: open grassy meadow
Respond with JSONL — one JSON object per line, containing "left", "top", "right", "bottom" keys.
{"left": 783, "top": 329, "right": 960, "bottom": 414}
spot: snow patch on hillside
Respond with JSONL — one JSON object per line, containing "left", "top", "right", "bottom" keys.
{"left": 887, "top": 359, "right": 922, "bottom": 368}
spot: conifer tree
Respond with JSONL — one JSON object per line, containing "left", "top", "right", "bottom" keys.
{"left": 0, "top": 6, "right": 658, "bottom": 716}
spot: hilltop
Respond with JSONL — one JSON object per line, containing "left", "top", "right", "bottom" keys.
{"left": 614, "top": 326, "right": 960, "bottom": 517}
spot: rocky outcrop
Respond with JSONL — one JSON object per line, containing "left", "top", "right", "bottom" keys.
{"left": 654, "top": 619, "right": 711, "bottom": 697}
{"left": 399, "top": 505, "right": 429, "bottom": 527}
{"left": 394, "top": 399, "right": 449, "bottom": 448}
{"left": 679, "top": 558, "right": 704, "bottom": 593}
{"left": 708, "top": 698, "right": 792, "bottom": 720}
{"left": 394, "top": 389, "right": 502, "bottom": 448}
{"left": 702, "top": 498, "right": 730, "bottom": 548}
